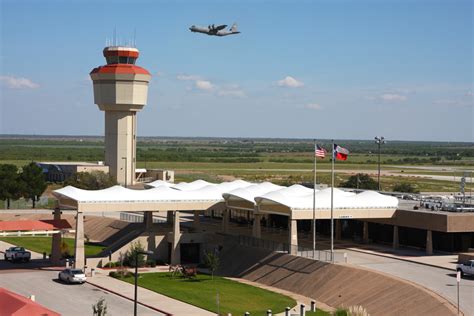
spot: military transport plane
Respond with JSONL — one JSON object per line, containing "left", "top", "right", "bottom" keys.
{"left": 189, "top": 23, "right": 240, "bottom": 36}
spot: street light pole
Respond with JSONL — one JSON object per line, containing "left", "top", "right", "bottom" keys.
{"left": 134, "top": 250, "right": 153, "bottom": 316}
{"left": 374, "top": 136, "right": 385, "bottom": 191}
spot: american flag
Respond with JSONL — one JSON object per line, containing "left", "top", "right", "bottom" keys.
{"left": 315, "top": 144, "right": 326, "bottom": 158}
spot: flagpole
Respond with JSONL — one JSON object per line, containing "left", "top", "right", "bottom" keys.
{"left": 312, "top": 139, "right": 316, "bottom": 259}
{"left": 331, "top": 140, "right": 335, "bottom": 262}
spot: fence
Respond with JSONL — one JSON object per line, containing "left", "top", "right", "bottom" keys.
{"left": 237, "top": 234, "right": 346, "bottom": 263}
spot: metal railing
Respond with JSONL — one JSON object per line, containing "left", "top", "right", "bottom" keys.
{"left": 237, "top": 235, "right": 346, "bottom": 263}
{"left": 119, "top": 212, "right": 166, "bottom": 224}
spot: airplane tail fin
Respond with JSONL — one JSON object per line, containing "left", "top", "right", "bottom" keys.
{"left": 230, "top": 23, "right": 238, "bottom": 33}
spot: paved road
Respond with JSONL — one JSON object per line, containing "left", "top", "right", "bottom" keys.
{"left": 339, "top": 249, "right": 474, "bottom": 316}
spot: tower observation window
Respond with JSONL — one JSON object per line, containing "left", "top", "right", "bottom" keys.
{"left": 106, "top": 56, "right": 137, "bottom": 64}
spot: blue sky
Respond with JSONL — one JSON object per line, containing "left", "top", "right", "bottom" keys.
{"left": 1, "top": 0, "right": 472, "bottom": 141}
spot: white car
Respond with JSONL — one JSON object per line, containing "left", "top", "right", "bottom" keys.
{"left": 457, "top": 260, "right": 474, "bottom": 277}
{"left": 58, "top": 268, "right": 87, "bottom": 284}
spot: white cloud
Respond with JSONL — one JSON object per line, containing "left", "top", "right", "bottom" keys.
{"left": 277, "top": 76, "right": 304, "bottom": 88}
{"left": 195, "top": 80, "right": 214, "bottom": 91}
{"left": 380, "top": 93, "right": 407, "bottom": 102}
{"left": 176, "top": 74, "right": 201, "bottom": 81}
{"left": 305, "top": 103, "right": 323, "bottom": 110}
{"left": 0, "top": 76, "right": 39, "bottom": 89}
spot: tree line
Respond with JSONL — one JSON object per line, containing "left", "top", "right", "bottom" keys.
{"left": 0, "top": 163, "right": 47, "bottom": 208}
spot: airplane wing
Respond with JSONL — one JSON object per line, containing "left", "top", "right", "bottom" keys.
{"left": 214, "top": 24, "right": 227, "bottom": 31}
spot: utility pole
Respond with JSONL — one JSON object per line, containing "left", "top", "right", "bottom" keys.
{"left": 374, "top": 136, "right": 386, "bottom": 191}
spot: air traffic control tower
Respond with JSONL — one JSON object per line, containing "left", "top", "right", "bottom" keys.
{"left": 90, "top": 46, "right": 151, "bottom": 186}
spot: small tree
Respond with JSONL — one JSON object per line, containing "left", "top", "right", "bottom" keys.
{"left": 340, "top": 174, "right": 378, "bottom": 190}
{"left": 92, "top": 297, "right": 108, "bottom": 316}
{"left": 60, "top": 240, "right": 72, "bottom": 258}
{"left": 204, "top": 251, "right": 220, "bottom": 280}
{"left": 125, "top": 241, "right": 146, "bottom": 267}
{"left": 19, "top": 162, "right": 47, "bottom": 208}
{"left": 393, "top": 183, "right": 420, "bottom": 194}
{"left": 64, "top": 171, "right": 117, "bottom": 190}
{"left": 0, "top": 164, "right": 23, "bottom": 209}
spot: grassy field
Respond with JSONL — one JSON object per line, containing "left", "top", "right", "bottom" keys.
{"left": 116, "top": 272, "right": 296, "bottom": 315}
{"left": 1, "top": 137, "right": 473, "bottom": 193}
{"left": 0, "top": 237, "right": 105, "bottom": 257}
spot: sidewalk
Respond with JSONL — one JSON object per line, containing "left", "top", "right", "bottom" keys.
{"left": 87, "top": 270, "right": 215, "bottom": 316}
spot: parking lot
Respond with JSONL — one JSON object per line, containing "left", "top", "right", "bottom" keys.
{"left": 0, "top": 241, "right": 161, "bottom": 316}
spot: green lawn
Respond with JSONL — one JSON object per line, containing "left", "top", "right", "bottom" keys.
{"left": 117, "top": 272, "right": 296, "bottom": 315}
{"left": 0, "top": 236, "right": 105, "bottom": 257}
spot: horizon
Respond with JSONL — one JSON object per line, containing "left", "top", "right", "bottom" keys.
{"left": 1, "top": 133, "right": 473, "bottom": 144}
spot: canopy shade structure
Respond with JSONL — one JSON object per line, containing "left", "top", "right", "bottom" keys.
{"left": 53, "top": 179, "right": 398, "bottom": 218}
{"left": 223, "top": 182, "right": 284, "bottom": 210}
{"left": 53, "top": 179, "right": 254, "bottom": 212}
{"left": 256, "top": 187, "right": 399, "bottom": 220}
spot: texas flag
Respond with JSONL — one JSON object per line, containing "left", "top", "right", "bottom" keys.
{"left": 333, "top": 144, "right": 349, "bottom": 161}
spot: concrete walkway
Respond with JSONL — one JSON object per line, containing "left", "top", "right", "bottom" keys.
{"left": 87, "top": 270, "right": 215, "bottom": 316}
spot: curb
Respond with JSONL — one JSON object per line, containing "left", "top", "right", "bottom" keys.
{"left": 345, "top": 247, "right": 455, "bottom": 272}
{"left": 86, "top": 280, "right": 172, "bottom": 316}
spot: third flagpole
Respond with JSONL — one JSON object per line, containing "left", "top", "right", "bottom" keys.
{"left": 330, "top": 140, "right": 335, "bottom": 262}
{"left": 312, "top": 139, "right": 316, "bottom": 259}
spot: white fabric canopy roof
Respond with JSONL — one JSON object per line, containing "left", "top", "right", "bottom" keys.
{"left": 53, "top": 179, "right": 254, "bottom": 204}
{"left": 53, "top": 179, "right": 398, "bottom": 212}
{"left": 256, "top": 187, "right": 398, "bottom": 210}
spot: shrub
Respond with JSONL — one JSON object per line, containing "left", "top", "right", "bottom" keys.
{"left": 347, "top": 305, "right": 370, "bottom": 316}
{"left": 124, "top": 241, "right": 146, "bottom": 267}
{"left": 146, "top": 259, "right": 156, "bottom": 267}
{"left": 392, "top": 183, "right": 420, "bottom": 194}
{"left": 103, "top": 262, "right": 117, "bottom": 268}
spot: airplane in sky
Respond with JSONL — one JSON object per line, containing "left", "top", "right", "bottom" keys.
{"left": 189, "top": 23, "right": 240, "bottom": 36}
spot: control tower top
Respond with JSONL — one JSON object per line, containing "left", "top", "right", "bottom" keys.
{"left": 103, "top": 46, "right": 140, "bottom": 64}
{"left": 90, "top": 46, "right": 150, "bottom": 76}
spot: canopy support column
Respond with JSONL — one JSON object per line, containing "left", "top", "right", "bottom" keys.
{"left": 222, "top": 209, "right": 229, "bottom": 233}
{"left": 51, "top": 205, "right": 62, "bottom": 264}
{"left": 288, "top": 218, "right": 298, "bottom": 255}
{"left": 74, "top": 211, "right": 85, "bottom": 269}
{"left": 393, "top": 225, "right": 399, "bottom": 249}
{"left": 166, "top": 211, "right": 173, "bottom": 224}
{"left": 144, "top": 211, "right": 153, "bottom": 230}
{"left": 171, "top": 211, "right": 181, "bottom": 265}
{"left": 193, "top": 211, "right": 201, "bottom": 231}
{"left": 252, "top": 213, "right": 262, "bottom": 238}
{"left": 335, "top": 220, "right": 342, "bottom": 241}
{"left": 426, "top": 230, "right": 433, "bottom": 255}
{"left": 363, "top": 221, "right": 369, "bottom": 243}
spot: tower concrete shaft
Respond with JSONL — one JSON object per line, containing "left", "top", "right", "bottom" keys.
{"left": 90, "top": 46, "right": 151, "bottom": 185}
